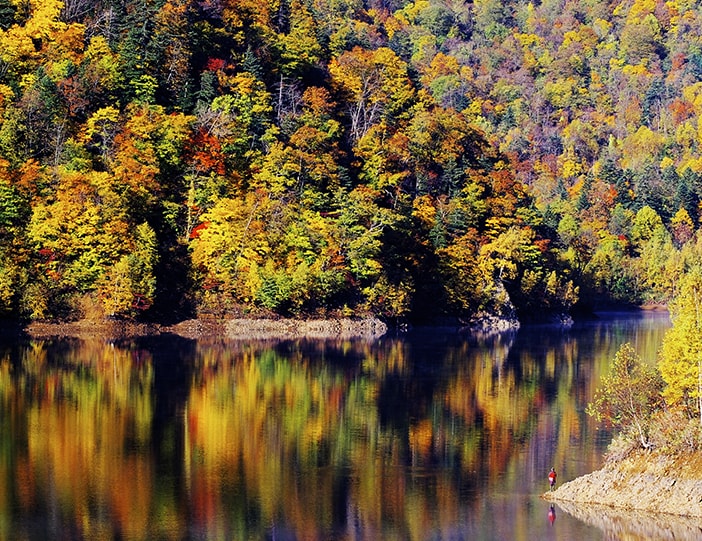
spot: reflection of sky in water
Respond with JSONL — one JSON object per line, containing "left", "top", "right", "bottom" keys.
{"left": 0, "top": 311, "right": 674, "bottom": 540}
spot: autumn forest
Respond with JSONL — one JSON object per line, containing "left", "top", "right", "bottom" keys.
{"left": 0, "top": 0, "right": 700, "bottom": 324}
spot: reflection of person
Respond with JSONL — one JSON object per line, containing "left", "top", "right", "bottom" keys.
{"left": 548, "top": 504, "right": 556, "bottom": 526}
{"left": 548, "top": 467, "right": 557, "bottom": 491}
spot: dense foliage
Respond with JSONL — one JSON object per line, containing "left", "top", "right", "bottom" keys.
{"left": 2, "top": 0, "right": 702, "bottom": 323}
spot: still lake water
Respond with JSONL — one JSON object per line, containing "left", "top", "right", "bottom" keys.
{"left": 0, "top": 311, "right": 685, "bottom": 540}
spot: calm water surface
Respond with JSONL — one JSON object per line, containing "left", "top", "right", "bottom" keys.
{"left": 0, "top": 312, "right": 679, "bottom": 540}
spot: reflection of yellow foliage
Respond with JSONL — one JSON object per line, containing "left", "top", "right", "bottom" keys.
{"left": 8, "top": 340, "right": 157, "bottom": 538}
{"left": 410, "top": 419, "right": 434, "bottom": 458}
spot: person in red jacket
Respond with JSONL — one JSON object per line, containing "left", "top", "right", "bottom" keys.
{"left": 548, "top": 467, "right": 557, "bottom": 491}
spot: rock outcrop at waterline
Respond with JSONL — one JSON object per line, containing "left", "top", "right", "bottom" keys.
{"left": 543, "top": 449, "right": 702, "bottom": 518}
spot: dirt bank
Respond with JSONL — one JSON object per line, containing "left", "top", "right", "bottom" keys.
{"left": 21, "top": 317, "right": 388, "bottom": 341}
{"left": 544, "top": 449, "right": 702, "bottom": 517}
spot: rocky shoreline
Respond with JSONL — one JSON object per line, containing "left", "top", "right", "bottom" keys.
{"left": 12, "top": 312, "right": 529, "bottom": 341}
{"left": 19, "top": 317, "right": 389, "bottom": 341}
{"left": 543, "top": 449, "right": 702, "bottom": 518}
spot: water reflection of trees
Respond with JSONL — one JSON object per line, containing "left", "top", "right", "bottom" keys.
{"left": 0, "top": 338, "right": 161, "bottom": 540}
{"left": 183, "top": 330, "right": 612, "bottom": 538}
{"left": 0, "top": 318, "right": 669, "bottom": 539}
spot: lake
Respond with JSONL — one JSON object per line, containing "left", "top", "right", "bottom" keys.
{"left": 0, "top": 311, "right": 680, "bottom": 540}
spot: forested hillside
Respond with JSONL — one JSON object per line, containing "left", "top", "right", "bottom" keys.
{"left": 0, "top": 0, "right": 700, "bottom": 324}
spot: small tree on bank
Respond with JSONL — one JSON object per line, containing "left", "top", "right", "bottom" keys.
{"left": 587, "top": 343, "right": 663, "bottom": 449}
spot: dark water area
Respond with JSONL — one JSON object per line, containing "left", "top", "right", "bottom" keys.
{"left": 0, "top": 311, "right": 679, "bottom": 539}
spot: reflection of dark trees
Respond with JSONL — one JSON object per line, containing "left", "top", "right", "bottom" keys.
{"left": 331, "top": 473, "right": 351, "bottom": 532}
{"left": 506, "top": 326, "right": 572, "bottom": 400}
{"left": 146, "top": 334, "right": 194, "bottom": 466}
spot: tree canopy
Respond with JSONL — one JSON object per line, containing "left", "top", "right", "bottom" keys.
{"left": 1, "top": 0, "right": 702, "bottom": 323}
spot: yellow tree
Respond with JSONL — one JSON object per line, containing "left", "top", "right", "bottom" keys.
{"left": 659, "top": 269, "right": 702, "bottom": 425}
{"left": 278, "top": 0, "right": 323, "bottom": 76}
{"left": 189, "top": 192, "right": 272, "bottom": 308}
{"left": 588, "top": 343, "right": 662, "bottom": 448}
{"left": 329, "top": 46, "right": 415, "bottom": 144}
{"left": 617, "top": 0, "right": 663, "bottom": 66}
{"left": 479, "top": 226, "right": 537, "bottom": 281}
{"left": 99, "top": 222, "right": 159, "bottom": 317}
{"left": 671, "top": 207, "right": 694, "bottom": 247}
{"left": 28, "top": 169, "right": 129, "bottom": 292}
{"left": 0, "top": 0, "right": 67, "bottom": 71}
{"left": 109, "top": 104, "right": 194, "bottom": 224}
